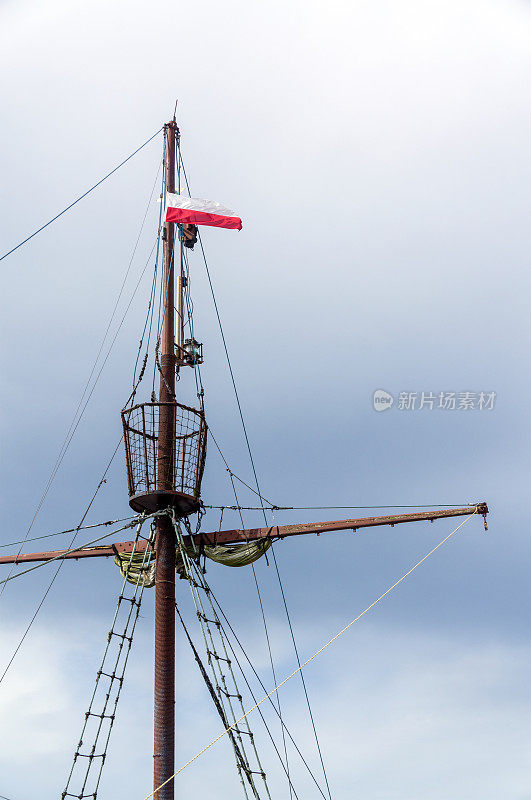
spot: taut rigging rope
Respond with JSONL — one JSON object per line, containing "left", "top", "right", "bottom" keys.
{"left": 0, "top": 127, "right": 162, "bottom": 262}
{"left": 144, "top": 512, "right": 477, "bottom": 799}
{"left": 179, "top": 151, "right": 334, "bottom": 799}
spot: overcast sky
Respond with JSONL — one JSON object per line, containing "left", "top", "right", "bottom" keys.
{"left": 0, "top": 0, "right": 530, "bottom": 798}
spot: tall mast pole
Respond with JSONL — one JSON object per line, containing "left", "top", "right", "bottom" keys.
{"left": 154, "top": 119, "right": 178, "bottom": 800}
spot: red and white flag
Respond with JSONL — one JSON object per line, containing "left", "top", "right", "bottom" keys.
{"left": 164, "top": 192, "right": 242, "bottom": 230}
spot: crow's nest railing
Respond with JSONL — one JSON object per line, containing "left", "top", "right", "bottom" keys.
{"left": 121, "top": 401, "right": 207, "bottom": 516}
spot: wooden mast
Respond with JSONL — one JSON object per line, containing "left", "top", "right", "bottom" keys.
{"left": 153, "top": 118, "right": 178, "bottom": 800}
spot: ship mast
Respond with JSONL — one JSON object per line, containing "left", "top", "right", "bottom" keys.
{"left": 0, "top": 117, "right": 490, "bottom": 800}
{"left": 154, "top": 118, "right": 178, "bottom": 800}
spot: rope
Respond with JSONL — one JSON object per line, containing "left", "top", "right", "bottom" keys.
{"left": 269, "top": 543, "right": 333, "bottom": 798}
{"left": 183, "top": 562, "right": 308, "bottom": 800}
{"left": 207, "top": 430, "right": 279, "bottom": 509}
{"left": 0, "top": 516, "right": 136, "bottom": 550}
{"left": 206, "top": 581, "right": 329, "bottom": 800}
{"left": 172, "top": 514, "right": 270, "bottom": 800}
{"left": 153, "top": 234, "right": 177, "bottom": 401}
{"left": 183, "top": 239, "right": 293, "bottom": 789}
{"left": 175, "top": 158, "right": 293, "bottom": 793}
{"left": 184, "top": 157, "right": 333, "bottom": 795}
{"left": 0, "top": 127, "right": 162, "bottom": 262}
{"left": 0, "top": 522, "right": 140, "bottom": 586}
{"left": 181, "top": 247, "right": 205, "bottom": 412}
{"left": 175, "top": 159, "right": 294, "bottom": 795}
{"left": 151, "top": 142, "right": 167, "bottom": 397}
{"left": 143, "top": 512, "right": 477, "bottom": 799}
{"left": 179, "top": 150, "right": 329, "bottom": 794}
{"left": 175, "top": 604, "right": 259, "bottom": 794}
{"left": 1, "top": 160, "right": 162, "bottom": 597}
{"left": 205, "top": 503, "right": 475, "bottom": 511}
{"left": 0, "top": 439, "right": 123, "bottom": 685}
{"left": 226, "top": 472, "right": 292, "bottom": 794}
{"left": 131, "top": 161, "right": 164, "bottom": 390}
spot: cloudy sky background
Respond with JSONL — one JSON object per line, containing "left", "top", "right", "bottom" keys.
{"left": 0, "top": 0, "right": 530, "bottom": 798}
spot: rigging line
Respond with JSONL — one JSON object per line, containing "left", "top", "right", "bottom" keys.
{"left": 47, "top": 236, "right": 156, "bottom": 465}
{"left": 227, "top": 473, "right": 293, "bottom": 798}
{"left": 182, "top": 251, "right": 195, "bottom": 325}
{"left": 32, "top": 239, "right": 156, "bottom": 510}
{"left": 152, "top": 259, "right": 165, "bottom": 395}
{"left": 175, "top": 603, "right": 273, "bottom": 798}
{"left": 175, "top": 146, "right": 204, "bottom": 410}
{"left": 0, "top": 127, "right": 163, "bottom": 263}
{"left": 183, "top": 570, "right": 306, "bottom": 800}
{"left": 145, "top": 512, "right": 477, "bottom": 799}
{"left": 132, "top": 250, "right": 158, "bottom": 388}
{"left": 132, "top": 162, "right": 164, "bottom": 386}
{"left": 183, "top": 255, "right": 290, "bottom": 792}
{"left": 152, "top": 141, "right": 167, "bottom": 395}
{"left": 153, "top": 234, "right": 177, "bottom": 399}
{"left": 0, "top": 438, "right": 123, "bottom": 686}
{"left": 178, "top": 213, "right": 292, "bottom": 792}
{"left": 205, "top": 504, "right": 474, "bottom": 511}
{"left": 155, "top": 147, "right": 175, "bottom": 349}
{"left": 48, "top": 181, "right": 159, "bottom": 461}
{"left": 179, "top": 219, "right": 292, "bottom": 794}
{"left": 182, "top": 249, "right": 205, "bottom": 409}
{"left": 1, "top": 162, "right": 162, "bottom": 596}
{"left": 231, "top": 486, "right": 292, "bottom": 797}
{"left": 267, "top": 545, "right": 333, "bottom": 800}
{"left": 181, "top": 249, "right": 205, "bottom": 409}
{"left": 181, "top": 227, "right": 292, "bottom": 791}
{"left": 0, "top": 523, "right": 138, "bottom": 585}
{"left": 207, "top": 428, "right": 278, "bottom": 508}
{"left": 174, "top": 516, "right": 270, "bottom": 800}
{"left": 0, "top": 515, "right": 137, "bottom": 550}
{"left": 203, "top": 575, "right": 329, "bottom": 800}
{"left": 179, "top": 152, "right": 332, "bottom": 798}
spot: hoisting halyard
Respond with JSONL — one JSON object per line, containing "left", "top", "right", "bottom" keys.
{"left": 0, "top": 116, "right": 490, "bottom": 800}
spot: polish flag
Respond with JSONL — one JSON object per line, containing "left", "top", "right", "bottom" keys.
{"left": 165, "top": 192, "right": 242, "bottom": 230}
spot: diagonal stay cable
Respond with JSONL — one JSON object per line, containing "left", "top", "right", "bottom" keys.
{"left": 202, "top": 574, "right": 330, "bottom": 800}
{"left": 175, "top": 603, "right": 276, "bottom": 797}
{"left": 226, "top": 472, "right": 293, "bottom": 797}
{"left": 179, "top": 152, "right": 332, "bottom": 799}
{"left": 144, "top": 512, "right": 477, "bottom": 799}
{"left": 32, "top": 237, "right": 156, "bottom": 507}
{"left": 0, "top": 127, "right": 162, "bottom": 262}
{"left": 0, "top": 158, "right": 162, "bottom": 603}
{"left": 0, "top": 439, "right": 123, "bottom": 685}
{"left": 0, "top": 522, "right": 140, "bottom": 586}
{"left": 0, "top": 515, "right": 136, "bottom": 550}
{"left": 183, "top": 566, "right": 307, "bottom": 800}
{"left": 181, "top": 232, "right": 293, "bottom": 793}
{"left": 175, "top": 155, "right": 292, "bottom": 794}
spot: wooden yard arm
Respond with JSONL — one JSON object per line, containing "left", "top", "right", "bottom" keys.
{"left": 0, "top": 503, "right": 488, "bottom": 566}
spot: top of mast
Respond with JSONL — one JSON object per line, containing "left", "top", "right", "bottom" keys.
{"left": 121, "top": 119, "right": 207, "bottom": 520}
